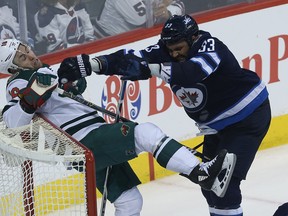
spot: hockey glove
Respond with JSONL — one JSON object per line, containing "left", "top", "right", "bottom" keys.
{"left": 59, "top": 78, "right": 87, "bottom": 96}
{"left": 120, "top": 54, "right": 152, "bottom": 81}
{"left": 19, "top": 69, "right": 57, "bottom": 113}
{"left": 58, "top": 54, "right": 92, "bottom": 84}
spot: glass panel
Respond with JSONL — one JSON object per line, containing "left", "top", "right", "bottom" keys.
{"left": 0, "top": 0, "right": 264, "bottom": 55}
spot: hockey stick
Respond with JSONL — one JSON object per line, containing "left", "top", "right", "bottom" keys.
{"left": 187, "top": 142, "right": 210, "bottom": 161}
{"left": 56, "top": 88, "right": 131, "bottom": 122}
{"left": 99, "top": 80, "right": 127, "bottom": 216}
{"left": 56, "top": 88, "right": 209, "bottom": 160}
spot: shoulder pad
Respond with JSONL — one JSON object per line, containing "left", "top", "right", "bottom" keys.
{"left": 7, "top": 69, "right": 34, "bottom": 86}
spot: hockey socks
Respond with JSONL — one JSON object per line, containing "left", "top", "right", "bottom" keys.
{"left": 209, "top": 206, "right": 243, "bottom": 216}
{"left": 153, "top": 137, "right": 199, "bottom": 175}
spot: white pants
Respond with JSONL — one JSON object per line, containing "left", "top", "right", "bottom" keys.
{"left": 113, "top": 122, "right": 199, "bottom": 216}
{"left": 113, "top": 186, "right": 143, "bottom": 216}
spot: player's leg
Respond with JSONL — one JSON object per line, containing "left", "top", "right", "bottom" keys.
{"left": 96, "top": 163, "right": 142, "bottom": 216}
{"left": 113, "top": 186, "right": 143, "bottom": 216}
{"left": 80, "top": 122, "right": 139, "bottom": 170}
{"left": 134, "top": 122, "right": 236, "bottom": 197}
{"left": 200, "top": 99, "right": 271, "bottom": 215}
{"left": 95, "top": 163, "right": 141, "bottom": 202}
{"left": 201, "top": 177, "right": 243, "bottom": 216}
{"left": 80, "top": 122, "right": 143, "bottom": 215}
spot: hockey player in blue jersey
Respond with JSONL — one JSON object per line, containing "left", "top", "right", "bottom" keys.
{"left": 58, "top": 14, "right": 271, "bottom": 216}
{"left": 0, "top": 38, "right": 237, "bottom": 216}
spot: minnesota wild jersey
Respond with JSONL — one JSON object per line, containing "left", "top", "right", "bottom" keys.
{"left": 3, "top": 65, "right": 104, "bottom": 141}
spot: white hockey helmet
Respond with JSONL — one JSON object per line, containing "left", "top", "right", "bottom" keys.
{"left": 0, "top": 39, "right": 21, "bottom": 74}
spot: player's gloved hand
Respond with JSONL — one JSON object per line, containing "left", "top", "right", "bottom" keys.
{"left": 58, "top": 78, "right": 87, "bottom": 96}
{"left": 57, "top": 54, "right": 92, "bottom": 84}
{"left": 18, "top": 68, "right": 58, "bottom": 113}
{"left": 119, "top": 54, "right": 152, "bottom": 81}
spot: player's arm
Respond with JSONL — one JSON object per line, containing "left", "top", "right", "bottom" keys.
{"left": 57, "top": 50, "right": 140, "bottom": 83}
{"left": 3, "top": 80, "right": 34, "bottom": 128}
{"left": 57, "top": 40, "right": 168, "bottom": 83}
{"left": 3, "top": 68, "right": 57, "bottom": 128}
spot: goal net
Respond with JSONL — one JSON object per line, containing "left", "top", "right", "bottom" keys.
{"left": 0, "top": 113, "right": 97, "bottom": 216}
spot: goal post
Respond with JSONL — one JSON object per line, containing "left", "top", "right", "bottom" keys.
{"left": 0, "top": 113, "right": 97, "bottom": 216}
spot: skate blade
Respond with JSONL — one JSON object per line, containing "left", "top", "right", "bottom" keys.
{"left": 211, "top": 153, "right": 237, "bottom": 197}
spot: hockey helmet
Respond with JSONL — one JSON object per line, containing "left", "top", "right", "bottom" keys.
{"left": 161, "top": 14, "right": 199, "bottom": 46}
{"left": 0, "top": 39, "right": 21, "bottom": 74}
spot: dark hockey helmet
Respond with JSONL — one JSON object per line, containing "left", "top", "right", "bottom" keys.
{"left": 161, "top": 14, "right": 199, "bottom": 46}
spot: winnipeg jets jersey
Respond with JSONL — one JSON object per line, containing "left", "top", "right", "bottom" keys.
{"left": 94, "top": 0, "right": 185, "bottom": 38}
{"left": 34, "top": 2, "right": 96, "bottom": 53}
{"left": 138, "top": 30, "right": 269, "bottom": 133}
{"left": 0, "top": 5, "right": 19, "bottom": 40}
{"left": 3, "top": 66, "right": 105, "bottom": 141}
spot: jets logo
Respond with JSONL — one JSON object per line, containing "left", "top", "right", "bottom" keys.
{"left": 120, "top": 124, "right": 130, "bottom": 136}
{"left": 172, "top": 83, "right": 207, "bottom": 113}
{"left": 183, "top": 17, "right": 192, "bottom": 25}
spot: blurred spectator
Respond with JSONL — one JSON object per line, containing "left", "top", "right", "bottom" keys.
{"left": 34, "top": 0, "right": 96, "bottom": 55}
{"left": 26, "top": 0, "right": 43, "bottom": 48}
{"left": 93, "top": 0, "right": 185, "bottom": 39}
{"left": 81, "top": 0, "right": 106, "bottom": 22}
{"left": 0, "top": 0, "right": 35, "bottom": 49}
{"left": 0, "top": 1, "right": 19, "bottom": 40}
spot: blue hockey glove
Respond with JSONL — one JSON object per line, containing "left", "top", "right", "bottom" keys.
{"left": 19, "top": 69, "right": 57, "bottom": 113}
{"left": 58, "top": 54, "right": 92, "bottom": 84}
{"left": 120, "top": 54, "right": 152, "bottom": 81}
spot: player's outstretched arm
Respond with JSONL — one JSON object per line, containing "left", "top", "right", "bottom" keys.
{"left": 57, "top": 50, "right": 126, "bottom": 83}
{"left": 57, "top": 51, "right": 153, "bottom": 83}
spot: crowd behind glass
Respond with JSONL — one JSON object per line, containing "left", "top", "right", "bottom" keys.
{"left": 0, "top": 0, "right": 255, "bottom": 56}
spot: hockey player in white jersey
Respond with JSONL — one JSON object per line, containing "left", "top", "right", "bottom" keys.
{"left": 0, "top": 39, "right": 236, "bottom": 216}
{"left": 94, "top": 0, "right": 185, "bottom": 38}
{"left": 34, "top": 0, "right": 96, "bottom": 54}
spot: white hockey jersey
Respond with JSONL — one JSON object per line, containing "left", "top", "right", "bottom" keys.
{"left": 3, "top": 67, "right": 104, "bottom": 141}
{"left": 34, "top": 2, "right": 96, "bottom": 53}
{"left": 94, "top": 0, "right": 185, "bottom": 38}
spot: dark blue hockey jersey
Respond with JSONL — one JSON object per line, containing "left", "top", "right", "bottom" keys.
{"left": 105, "top": 31, "right": 268, "bottom": 134}
{"left": 136, "top": 30, "right": 269, "bottom": 134}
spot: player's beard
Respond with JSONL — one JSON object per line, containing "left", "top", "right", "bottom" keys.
{"left": 175, "top": 55, "right": 187, "bottom": 62}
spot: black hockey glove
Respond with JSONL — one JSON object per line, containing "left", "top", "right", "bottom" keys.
{"left": 57, "top": 54, "right": 92, "bottom": 84}
{"left": 58, "top": 78, "right": 87, "bottom": 96}
{"left": 120, "top": 54, "right": 152, "bottom": 81}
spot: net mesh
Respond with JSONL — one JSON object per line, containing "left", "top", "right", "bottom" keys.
{"left": 0, "top": 113, "right": 94, "bottom": 216}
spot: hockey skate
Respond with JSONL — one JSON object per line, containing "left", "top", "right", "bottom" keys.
{"left": 181, "top": 149, "right": 236, "bottom": 198}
